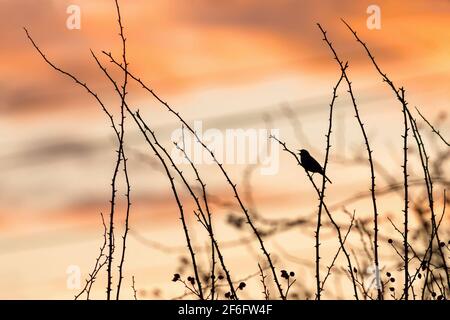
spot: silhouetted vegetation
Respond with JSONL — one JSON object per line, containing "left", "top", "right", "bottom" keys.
{"left": 25, "top": 0, "right": 449, "bottom": 300}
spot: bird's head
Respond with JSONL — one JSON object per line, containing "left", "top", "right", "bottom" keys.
{"left": 299, "top": 149, "right": 309, "bottom": 156}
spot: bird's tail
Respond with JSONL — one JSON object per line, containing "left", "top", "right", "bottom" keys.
{"left": 323, "top": 173, "right": 332, "bottom": 184}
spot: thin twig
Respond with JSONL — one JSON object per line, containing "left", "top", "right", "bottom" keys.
{"left": 135, "top": 113, "right": 236, "bottom": 299}
{"left": 315, "top": 65, "right": 347, "bottom": 299}
{"left": 415, "top": 108, "right": 449, "bottom": 147}
{"left": 104, "top": 52, "right": 286, "bottom": 300}
{"left": 174, "top": 137, "right": 236, "bottom": 299}
{"left": 320, "top": 210, "right": 356, "bottom": 293}
{"left": 270, "top": 136, "right": 359, "bottom": 299}
{"left": 75, "top": 213, "right": 108, "bottom": 300}
{"left": 89, "top": 50, "right": 205, "bottom": 299}
{"left": 258, "top": 263, "right": 270, "bottom": 300}
{"left": 114, "top": 0, "right": 132, "bottom": 300}
{"left": 135, "top": 116, "right": 204, "bottom": 299}
{"left": 401, "top": 88, "right": 410, "bottom": 300}
{"left": 340, "top": 19, "right": 449, "bottom": 292}
{"left": 24, "top": 27, "right": 124, "bottom": 300}
{"left": 132, "top": 276, "right": 137, "bottom": 300}
{"left": 318, "top": 23, "right": 381, "bottom": 299}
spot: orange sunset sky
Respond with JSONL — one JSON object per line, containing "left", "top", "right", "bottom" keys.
{"left": 0, "top": 0, "right": 449, "bottom": 299}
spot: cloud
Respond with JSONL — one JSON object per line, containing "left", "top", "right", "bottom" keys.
{"left": 1, "top": 0, "right": 448, "bottom": 117}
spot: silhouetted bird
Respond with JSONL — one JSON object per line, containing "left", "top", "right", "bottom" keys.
{"left": 299, "top": 149, "right": 332, "bottom": 184}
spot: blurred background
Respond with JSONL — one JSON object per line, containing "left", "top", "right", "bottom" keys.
{"left": 0, "top": 0, "right": 449, "bottom": 299}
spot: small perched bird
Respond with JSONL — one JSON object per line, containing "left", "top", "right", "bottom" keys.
{"left": 299, "top": 149, "right": 332, "bottom": 184}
